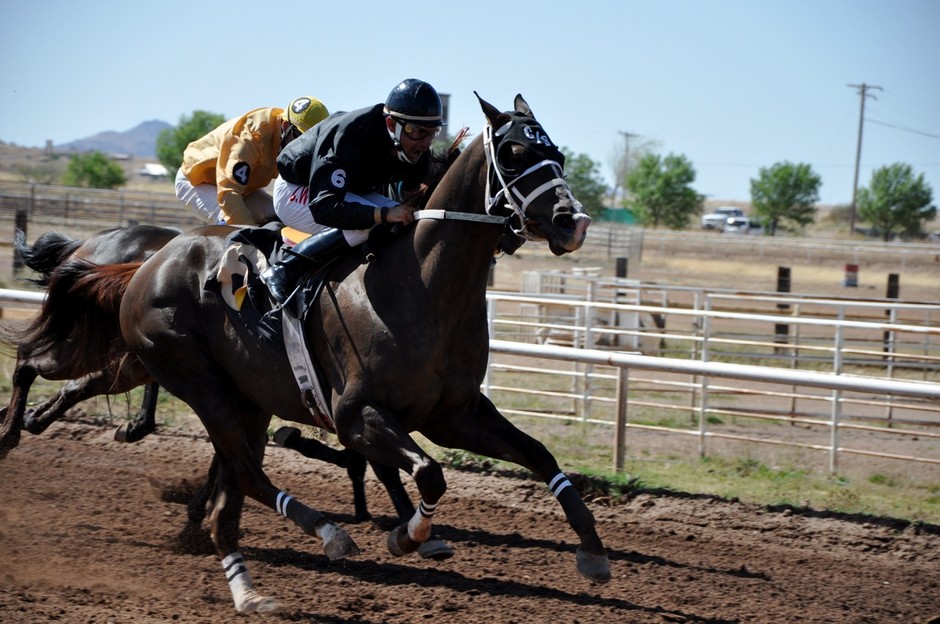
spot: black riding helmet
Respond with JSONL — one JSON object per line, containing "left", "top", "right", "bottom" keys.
{"left": 384, "top": 79, "right": 445, "bottom": 127}
{"left": 384, "top": 79, "right": 445, "bottom": 163}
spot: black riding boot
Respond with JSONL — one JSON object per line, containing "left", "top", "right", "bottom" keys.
{"left": 262, "top": 228, "right": 350, "bottom": 304}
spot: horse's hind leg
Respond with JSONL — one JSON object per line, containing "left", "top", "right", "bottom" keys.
{"left": 174, "top": 454, "right": 218, "bottom": 555}
{"left": 0, "top": 357, "right": 38, "bottom": 458}
{"left": 422, "top": 393, "right": 610, "bottom": 584}
{"left": 24, "top": 356, "right": 152, "bottom": 436}
{"left": 22, "top": 371, "right": 114, "bottom": 434}
{"left": 151, "top": 380, "right": 357, "bottom": 611}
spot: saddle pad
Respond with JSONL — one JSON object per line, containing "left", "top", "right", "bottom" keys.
{"left": 210, "top": 235, "right": 334, "bottom": 431}
{"left": 215, "top": 243, "right": 270, "bottom": 311}
{"left": 281, "top": 226, "right": 312, "bottom": 245}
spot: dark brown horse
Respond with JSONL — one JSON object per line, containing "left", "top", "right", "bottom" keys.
{"left": 0, "top": 225, "right": 180, "bottom": 458}
{"left": 1, "top": 226, "right": 450, "bottom": 557}
{"left": 61, "top": 94, "right": 605, "bottom": 612}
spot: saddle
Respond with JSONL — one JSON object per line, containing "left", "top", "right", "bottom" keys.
{"left": 205, "top": 225, "right": 348, "bottom": 431}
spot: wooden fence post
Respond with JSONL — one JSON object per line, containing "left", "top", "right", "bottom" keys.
{"left": 774, "top": 266, "right": 791, "bottom": 349}
{"left": 12, "top": 209, "right": 28, "bottom": 273}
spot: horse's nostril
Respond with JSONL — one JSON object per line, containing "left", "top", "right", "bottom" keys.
{"left": 553, "top": 213, "right": 576, "bottom": 232}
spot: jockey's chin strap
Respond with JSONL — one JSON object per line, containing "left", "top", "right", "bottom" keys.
{"left": 482, "top": 119, "right": 579, "bottom": 240}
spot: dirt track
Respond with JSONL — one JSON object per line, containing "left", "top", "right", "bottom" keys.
{"left": 1, "top": 416, "right": 939, "bottom": 624}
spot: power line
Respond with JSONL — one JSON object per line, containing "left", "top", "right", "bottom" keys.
{"left": 865, "top": 118, "right": 940, "bottom": 141}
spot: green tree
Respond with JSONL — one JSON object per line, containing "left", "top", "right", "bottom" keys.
{"left": 625, "top": 153, "right": 702, "bottom": 229}
{"left": 560, "top": 147, "right": 608, "bottom": 216}
{"left": 857, "top": 163, "right": 936, "bottom": 241}
{"left": 156, "top": 110, "right": 225, "bottom": 174}
{"left": 749, "top": 161, "right": 820, "bottom": 235}
{"left": 61, "top": 151, "right": 126, "bottom": 189}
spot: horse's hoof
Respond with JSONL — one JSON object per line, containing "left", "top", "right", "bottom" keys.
{"left": 272, "top": 426, "right": 301, "bottom": 448}
{"left": 114, "top": 421, "right": 155, "bottom": 444}
{"left": 323, "top": 526, "right": 360, "bottom": 561}
{"left": 22, "top": 410, "right": 46, "bottom": 435}
{"left": 0, "top": 430, "right": 20, "bottom": 459}
{"left": 387, "top": 524, "right": 421, "bottom": 557}
{"left": 236, "top": 589, "right": 283, "bottom": 613}
{"left": 576, "top": 547, "right": 611, "bottom": 584}
{"left": 0, "top": 414, "right": 21, "bottom": 459}
{"left": 114, "top": 424, "right": 131, "bottom": 443}
{"left": 418, "top": 537, "right": 454, "bottom": 561}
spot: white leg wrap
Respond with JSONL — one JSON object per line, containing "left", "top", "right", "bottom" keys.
{"left": 276, "top": 490, "right": 293, "bottom": 517}
{"left": 548, "top": 472, "right": 572, "bottom": 498}
{"left": 407, "top": 499, "right": 437, "bottom": 543}
{"left": 315, "top": 522, "right": 337, "bottom": 544}
{"left": 222, "top": 552, "right": 279, "bottom": 613}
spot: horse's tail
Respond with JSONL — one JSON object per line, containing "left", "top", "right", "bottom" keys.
{"left": 8, "top": 259, "right": 143, "bottom": 377}
{"left": 13, "top": 228, "right": 83, "bottom": 287}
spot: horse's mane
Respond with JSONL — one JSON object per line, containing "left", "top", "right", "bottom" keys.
{"left": 7, "top": 259, "right": 142, "bottom": 376}
{"left": 402, "top": 127, "right": 472, "bottom": 209}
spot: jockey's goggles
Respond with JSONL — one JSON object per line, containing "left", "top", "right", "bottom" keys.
{"left": 400, "top": 123, "right": 441, "bottom": 142}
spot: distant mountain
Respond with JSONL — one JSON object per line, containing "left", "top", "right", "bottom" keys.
{"left": 56, "top": 120, "right": 172, "bottom": 158}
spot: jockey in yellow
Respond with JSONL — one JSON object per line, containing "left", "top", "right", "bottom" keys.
{"left": 175, "top": 96, "right": 329, "bottom": 225}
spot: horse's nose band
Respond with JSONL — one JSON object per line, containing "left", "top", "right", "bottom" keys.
{"left": 483, "top": 124, "right": 581, "bottom": 240}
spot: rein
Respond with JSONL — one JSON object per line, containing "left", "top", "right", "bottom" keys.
{"left": 413, "top": 209, "right": 506, "bottom": 224}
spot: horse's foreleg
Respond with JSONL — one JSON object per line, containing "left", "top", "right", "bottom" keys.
{"left": 370, "top": 460, "right": 455, "bottom": 560}
{"left": 335, "top": 402, "right": 446, "bottom": 557}
{"left": 347, "top": 452, "right": 370, "bottom": 521}
{"left": 109, "top": 356, "right": 158, "bottom": 443}
{"left": 369, "top": 460, "right": 413, "bottom": 519}
{"left": 114, "top": 381, "right": 160, "bottom": 443}
{"left": 423, "top": 393, "right": 611, "bottom": 584}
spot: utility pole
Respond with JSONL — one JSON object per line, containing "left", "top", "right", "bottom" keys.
{"left": 613, "top": 131, "right": 639, "bottom": 206}
{"left": 847, "top": 83, "right": 882, "bottom": 236}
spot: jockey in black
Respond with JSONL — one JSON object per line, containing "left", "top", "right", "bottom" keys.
{"left": 263, "top": 78, "right": 445, "bottom": 304}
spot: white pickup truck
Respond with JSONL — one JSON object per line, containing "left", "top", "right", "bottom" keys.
{"left": 701, "top": 206, "right": 745, "bottom": 230}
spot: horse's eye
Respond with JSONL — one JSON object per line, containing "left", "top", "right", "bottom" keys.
{"left": 500, "top": 143, "right": 527, "bottom": 172}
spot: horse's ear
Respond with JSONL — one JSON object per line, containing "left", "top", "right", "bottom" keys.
{"left": 514, "top": 94, "right": 533, "bottom": 117}
{"left": 475, "top": 91, "right": 511, "bottom": 129}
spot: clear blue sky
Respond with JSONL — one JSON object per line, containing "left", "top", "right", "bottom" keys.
{"left": 2, "top": 0, "right": 938, "bottom": 205}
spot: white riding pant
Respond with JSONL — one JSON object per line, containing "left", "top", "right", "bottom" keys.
{"left": 175, "top": 168, "right": 275, "bottom": 225}
{"left": 273, "top": 176, "right": 395, "bottom": 247}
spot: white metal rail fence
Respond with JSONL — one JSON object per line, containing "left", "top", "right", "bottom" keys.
{"left": 483, "top": 276, "right": 940, "bottom": 475}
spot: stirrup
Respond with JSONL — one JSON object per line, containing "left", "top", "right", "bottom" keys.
{"left": 261, "top": 266, "right": 297, "bottom": 306}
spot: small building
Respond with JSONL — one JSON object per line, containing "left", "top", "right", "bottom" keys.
{"left": 135, "top": 163, "right": 169, "bottom": 178}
